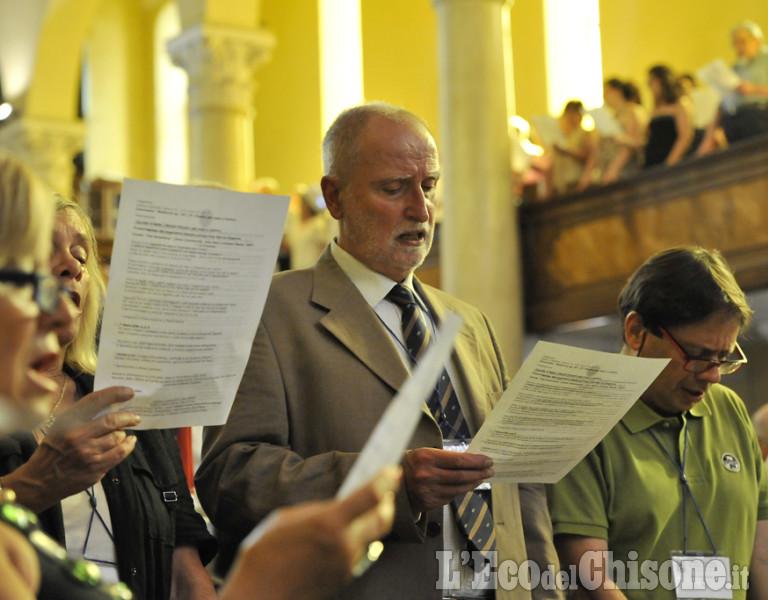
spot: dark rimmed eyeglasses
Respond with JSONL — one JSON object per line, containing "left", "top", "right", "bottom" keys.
{"left": 659, "top": 326, "right": 747, "bottom": 375}
{"left": 0, "top": 269, "right": 69, "bottom": 315}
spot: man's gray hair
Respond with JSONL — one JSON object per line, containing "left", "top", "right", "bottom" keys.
{"left": 322, "top": 102, "right": 432, "bottom": 180}
{"left": 732, "top": 20, "right": 765, "bottom": 42}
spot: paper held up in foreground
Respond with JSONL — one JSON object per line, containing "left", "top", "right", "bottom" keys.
{"left": 336, "top": 313, "right": 463, "bottom": 499}
{"left": 94, "top": 179, "right": 289, "bottom": 429}
{"left": 241, "top": 314, "right": 464, "bottom": 554}
{"left": 468, "top": 341, "right": 669, "bottom": 483}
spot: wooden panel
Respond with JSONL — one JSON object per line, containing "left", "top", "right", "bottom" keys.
{"left": 520, "top": 133, "right": 768, "bottom": 332}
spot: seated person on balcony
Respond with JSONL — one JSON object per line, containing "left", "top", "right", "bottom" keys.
{"left": 699, "top": 21, "right": 768, "bottom": 153}
{"left": 549, "top": 100, "right": 597, "bottom": 196}
{"left": 548, "top": 246, "right": 768, "bottom": 600}
{"left": 644, "top": 65, "right": 694, "bottom": 168}
{"left": 597, "top": 78, "right": 648, "bottom": 184}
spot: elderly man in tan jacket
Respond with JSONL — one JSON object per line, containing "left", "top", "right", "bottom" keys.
{"left": 197, "top": 102, "right": 561, "bottom": 600}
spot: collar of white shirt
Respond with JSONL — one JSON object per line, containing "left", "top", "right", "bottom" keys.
{"left": 330, "top": 240, "right": 417, "bottom": 308}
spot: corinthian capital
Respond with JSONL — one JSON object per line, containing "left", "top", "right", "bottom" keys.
{"left": 167, "top": 23, "right": 275, "bottom": 112}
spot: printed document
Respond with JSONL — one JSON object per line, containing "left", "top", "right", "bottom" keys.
{"left": 241, "top": 314, "right": 464, "bottom": 566}
{"left": 588, "top": 106, "right": 623, "bottom": 138}
{"left": 94, "top": 178, "right": 289, "bottom": 429}
{"left": 336, "top": 313, "right": 463, "bottom": 498}
{"left": 468, "top": 341, "right": 668, "bottom": 482}
{"left": 531, "top": 115, "right": 566, "bottom": 148}
{"left": 697, "top": 59, "right": 741, "bottom": 96}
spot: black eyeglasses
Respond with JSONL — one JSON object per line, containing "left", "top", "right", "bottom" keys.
{"left": 659, "top": 326, "right": 747, "bottom": 375}
{"left": 0, "top": 269, "right": 69, "bottom": 315}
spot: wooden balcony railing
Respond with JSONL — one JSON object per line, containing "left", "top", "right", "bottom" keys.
{"left": 520, "top": 133, "right": 768, "bottom": 332}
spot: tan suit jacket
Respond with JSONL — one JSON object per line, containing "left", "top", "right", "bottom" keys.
{"left": 197, "top": 248, "right": 559, "bottom": 600}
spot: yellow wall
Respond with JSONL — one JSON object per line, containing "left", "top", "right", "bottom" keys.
{"left": 251, "top": 0, "right": 323, "bottom": 193}
{"left": 509, "top": 0, "right": 547, "bottom": 122}
{"left": 600, "top": 0, "right": 768, "bottom": 109}
{"left": 360, "top": 0, "right": 439, "bottom": 135}
{"left": 206, "top": 0, "right": 260, "bottom": 27}
{"left": 84, "top": 0, "right": 157, "bottom": 181}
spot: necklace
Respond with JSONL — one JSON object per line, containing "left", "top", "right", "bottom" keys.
{"left": 45, "top": 378, "right": 67, "bottom": 428}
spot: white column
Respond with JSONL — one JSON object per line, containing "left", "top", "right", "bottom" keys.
{"left": 167, "top": 23, "right": 274, "bottom": 191}
{"left": 433, "top": 0, "right": 523, "bottom": 368}
{"left": 0, "top": 117, "right": 84, "bottom": 195}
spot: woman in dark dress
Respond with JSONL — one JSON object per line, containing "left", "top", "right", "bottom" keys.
{"left": 644, "top": 64, "right": 694, "bottom": 168}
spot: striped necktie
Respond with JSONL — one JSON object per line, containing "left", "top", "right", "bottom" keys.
{"left": 386, "top": 284, "right": 496, "bottom": 557}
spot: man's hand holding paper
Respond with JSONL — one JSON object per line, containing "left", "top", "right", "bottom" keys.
{"left": 403, "top": 447, "right": 493, "bottom": 512}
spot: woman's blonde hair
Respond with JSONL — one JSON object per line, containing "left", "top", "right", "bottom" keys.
{"left": 0, "top": 154, "right": 52, "bottom": 268}
{"left": 55, "top": 197, "right": 106, "bottom": 375}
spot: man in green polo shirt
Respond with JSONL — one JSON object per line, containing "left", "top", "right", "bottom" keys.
{"left": 547, "top": 246, "right": 768, "bottom": 600}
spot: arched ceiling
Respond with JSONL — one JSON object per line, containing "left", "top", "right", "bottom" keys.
{"left": 23, "top": 0, "right": 263, "bottom": 121}
{"left": 25, "top": 0, "right": 102, "bottom": 119}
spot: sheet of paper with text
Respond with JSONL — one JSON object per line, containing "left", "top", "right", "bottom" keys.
{"left": 94, "top": 178, "right": 289, "bottom": 429}
{"left": 468, "top": 341, "right": 669, "bottom": 483}
{"left": 240, "top": 313, "right": 463, "bottom": 561}
{"left": 336, "top": 313, "right": 463, "bottom": 499}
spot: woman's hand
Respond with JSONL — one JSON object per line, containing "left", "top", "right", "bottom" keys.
{"left": 2, "top": 386, "right": 140, "bottom": 513}
{"left": 219, "top": 466, "right": 401, "bottom": 600}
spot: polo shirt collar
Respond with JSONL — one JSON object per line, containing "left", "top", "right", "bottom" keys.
{"left": 330, "top": 240, "right": 416, "bottom": 308}
{"left": 622, "top": 390, "right": 713, "bottom": 434}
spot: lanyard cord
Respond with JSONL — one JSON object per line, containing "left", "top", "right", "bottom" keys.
{"left": 81, "top": 485, "right": 117, "bottom": 567}
{"left": 38, "top": 430, "right": 117, "bottom": 566}
{"left": 376, "top": 299, "right": 469, "bottom": 443}
{"left": 648, "top": 420, "right": 717, "bottom": 555}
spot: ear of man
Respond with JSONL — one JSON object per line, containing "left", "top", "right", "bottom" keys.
{"left": 321, "top": 176, "right": 343, "bottom": 220}
{"left": 624, "top": 311, "right": 646, "bottom": 353}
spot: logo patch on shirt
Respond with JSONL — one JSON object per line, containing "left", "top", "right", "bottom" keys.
{"left": 721, "top": 453, "right": 741, "bottom": 472}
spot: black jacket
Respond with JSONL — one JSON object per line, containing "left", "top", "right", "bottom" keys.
{"left": 0, "top": 369, "right": 216, "bottom": 600}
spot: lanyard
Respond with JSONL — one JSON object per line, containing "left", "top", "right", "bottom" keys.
{"left": 377, "top": 298, "right": 469, "bottom": 443}
{"left": 648, "top": 419, "right": 717, "bottom": 555}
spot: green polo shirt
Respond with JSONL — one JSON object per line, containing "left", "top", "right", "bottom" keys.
{"left": 547, "top": 384, "right": 768, "bottom": 600}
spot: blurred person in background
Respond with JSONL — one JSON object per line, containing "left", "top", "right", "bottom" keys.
{"left": 598, "top": 78, "right": 648, "bottom": 184}
{"left": 549, "top": 100, "right": 597, "bottom": 195}
{"left": 644, "top": 65, "right": 694, "bottom": 168}
{"left": 700, "top": 21, "right": 768, "bottom": 153}
{"left": 283, "top": 183, "right": 337, "bottom": 270}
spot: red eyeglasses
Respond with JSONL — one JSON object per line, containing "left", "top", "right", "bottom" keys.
{"left": 659, "top": 327, "right": 747, "bottom": 375}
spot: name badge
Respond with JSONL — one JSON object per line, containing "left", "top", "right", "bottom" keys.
{"left": 443, "top": 438, "right": 491, "bottom": 491}
{"left": 671, "top": 553, "right": 732, "bottom": 599}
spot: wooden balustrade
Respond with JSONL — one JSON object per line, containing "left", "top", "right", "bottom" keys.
{"left": 520, "top": 133, "right": 768, "bottom": 332}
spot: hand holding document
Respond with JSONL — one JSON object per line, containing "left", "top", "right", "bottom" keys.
{"left": 689, "top": 86, "right": 722, "bottom": 129}
{"left": 94, "top": 179, "right": 289, "bottom": 429}
{"left": 336, "top": 313, "right": 463, "bottom": 498}
{"left": 588, "top": 106, "right": 623, "bottom": 138}
{"left": 468, "top": 341, "right": 669, "bottom": 483}
{"left": 239, "top": 313, "right": 464, "bottom": 576}
{"left": 531, "top": 115, "right": 566, "bottom": 148}
{"left": 697, "top": 59, "right": 741, "bottom": 96}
